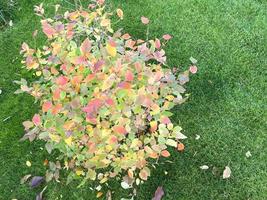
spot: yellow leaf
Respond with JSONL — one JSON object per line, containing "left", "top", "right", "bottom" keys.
{"left": 150, "top": 104, "right": 160, "bottom": 115}
{"left": 49, "top": 133, "right": 61, "bottom": 143}
{"left": 26, "top": 161, "right": 31, "bottom": 167}
{"left": 106, "top": 44, "right": 117, "bottom": 57}
{"left": 64, "top": 136, "right": 72, "bottom": 146}
{"left": 166, "top": 95, "right": 175, "bottom": 101}
{"left": 36, "top": 71, "right": 42, "bottom": 76}
{"left": 116, "top": 8, "right": 124, "bottom": 19}
{"left": 76, "top": 169, "right": 84, "bottom": 176}
{"left": 100, "top": 18, "right": 110, "bottom": 27}
{"left": 96, "top": 192, "right": 103, "bottom": 198}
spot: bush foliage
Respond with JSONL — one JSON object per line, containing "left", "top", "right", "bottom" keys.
{"left": 17, "top": 0, "right": 197, "bottom": 196}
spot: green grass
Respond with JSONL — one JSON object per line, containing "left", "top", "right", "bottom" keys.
{"left": 0, "top": 0, "right": 266, "bottom": 199}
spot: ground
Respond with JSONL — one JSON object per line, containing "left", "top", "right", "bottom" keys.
{"left": 0, "top": 0, "right": 266, "bottom": 199}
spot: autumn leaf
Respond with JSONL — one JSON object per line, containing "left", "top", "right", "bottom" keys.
{"left": 30, "top": 176, "right": 44, "bottom": 188}
{"left": 162, "top": 34, "right": 172, "bottom": 40}
{"left": 177, "top": 143, "right": 185, "bottom": 151}
{"left": 116, "top": 8, "right": 124, "bottom": 19}
{"left": 56, "top": 76, "right": 69, "bottom": 86}
{"left": 80, "top": 38, "right": 91, "bottom": 56}
{"left": 155, "top": 38, "right": 161, "bottom": 49}
{"left": 223, "top": 166, "right": 231, "bottom": 179}
{"left": 161, "top": 150, "right": 170, "bottom": 157}
{"left": 106, "top": 42, "right": 117, "bottom": 57}
{"left": 41, "top": 20, "right": 56, "bottom": 39}
{"left": 152, "top": 186, "right": 164, "bottom": 200}
{"left": 42, "top": 101, "right": 52, "bottom": 112}
{"left": 141, "top": 16, "right": 150, "bottom": 25}
{"left": 189, "top": 65, "right": 198, "bottom": 74}
{"left": 32, "top": 114, "right": 41, "bottom": 126}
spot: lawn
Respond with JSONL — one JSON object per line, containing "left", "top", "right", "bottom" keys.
{"left": 0, "top": 0, "right": 266, "bottom": 199}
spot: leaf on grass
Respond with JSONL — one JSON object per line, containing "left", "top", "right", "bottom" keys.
{"left": 162, "top": 34, "right": 172, "bottom": 40}
{"left": 223, "top": 166, "right": 231, "bottom": 179}
{"left": 141, "top": 16, "right": 150, "bottom": 25}
{"left": 177, "top": 143, "right": 185, "bottom": 151}
{"left": 116, "top": 8, "right": 124, "bottom": 19}
{"left": 161, "top": 150, "right": 170, "bottom": 158}
{"left": 106, "top": 190, "right": 112, "bottom": 200}
{"left": 96, "top": 192, "right": 103, "bottom": 198}
{"left": 30, "top": 176, "right": 44, "bottom": 188}
{"left": 26, "top": 161, "right": 32, "bottom": 167}
{"left": 121, "top": 181, "right": 130, "bottom": 189}
{"left": 189, "top": 65, "right": 198, "bottom": 74}
{"left": 152, "top": 186, "right": 164, "bottom": 200}
{"left": 20, "top": 174, "right": 32, "bottom": 184}
{"left": 200, "top": 165, "right": 209, "bottom": 170}
{"left": 166, "top": 139, "right": 177, "bottom": 147}
{"left": 36, "top": 186, "right": 47, "bottom": 200}
{"left": 189, "top": 56, "right": 197, "bottom": 64}
{"left": 245, "top": 151, "right": 252, "bottom": 158}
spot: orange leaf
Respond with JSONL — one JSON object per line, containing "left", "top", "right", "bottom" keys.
{"left": 113, "top": 125, "right": 127, "bottom": 135}
{"left": 177, "top": 143, "right": 185, "bottom": 151}
{"left": 161, "top": 150, "right": 170, "bottom": 157}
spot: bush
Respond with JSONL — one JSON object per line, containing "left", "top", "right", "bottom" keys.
{"left": 17, "top": 0, "right": 197, "bottom": 197}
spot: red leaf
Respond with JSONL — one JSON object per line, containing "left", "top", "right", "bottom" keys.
{"left": 41, "top": 21, "right": 56, "bottom": 39}
{"left": 189, "top": 65, "right": 198, "bottom": 74}
{"left": 32, "top": 114, "right": 41, "bottom": 126}
{"left": 42, "top": 101, "right": 52, "bottom": 112}
{"left": 125, "top": 70, "right": 134, "bottom": 82}
{"left": 83, "top": 99, "right": 103, "bottom": 118}
{"left": 56, "top": 76, "right": 69, "bottom": 86}
{"left": 113, "top": 125, "right": 127, "bottom": 135}
{"left": 80, "top": 38, "right": 91, "bottom": 56}
{"left": 162, "top": 34, "right": 172, "bottom": 40}
{"left": 155, "top": 38, "right": 161, "bottom": 49}
{"left": 152, "top": 186, "right": 164, "bottom": 200}
{"left": 141, "top": 16, "right": 150, "bottom": 25}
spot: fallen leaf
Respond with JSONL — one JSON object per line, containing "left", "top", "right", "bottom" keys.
{"left": 116, "top": 8, "right": 124, "bottom": 19}
{"left": 9, "top": 20, "right": 13, "bottom": 27}
{"left": 106, "top": 190, "right": 112, "bottom": 200}
{"left": 80, "top": 38, "right": 91, "bottom": 56}
{"left": 32, "top": 114, "right": 41, "bottom": 126}
{"left": 121, "top": 181, "right": 130, "bottom": 189}
{"left": 190, "top": 56, "right": 198, "bottom": 64}
{"left": 161, "top": 150, "right": 170, "bottom": 158}
{"left": 245, "top": 151, "right": 252, "bottom": 158}
{"left": 20, "top": 174, "right": 31, "bottom": 184}
{"left": 30, "top": 176, "right": 44, "bottom": 188}
{"left": 162, "top": 34, "right": 172, "bottom": 40}
{"left": 189, "top": 65, "right": 198, "bottom": 74}
{"left": 141, "top": 16, "right": 149, "bottom": 25}
{"left": 152, "top": 186, "right": 164, "bottom": 200}
{"left": 36, "top": 186, "right": 47, "bottom": 200}
{"left": 200, "top": 165, "right": 209, "bottom": 170}
{"left": 177, "top": 143, "right": 185, "bottom": 151}
{"left": 223, "top": 166, "right": 231, "bottom": 179}
{"left": 96, "top": 192, "right": 103, "bottom": 198}
{"left": 26, "top": 161, "right": 32, "bottom": 167}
